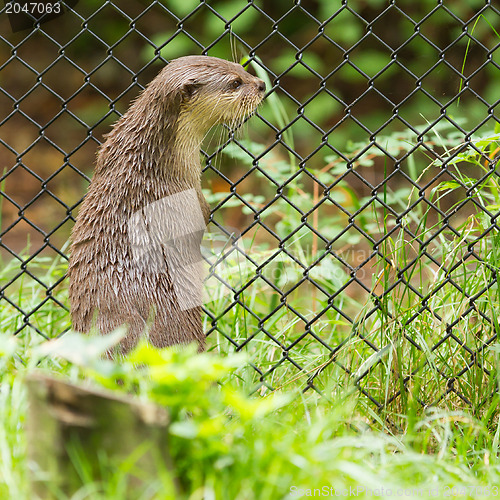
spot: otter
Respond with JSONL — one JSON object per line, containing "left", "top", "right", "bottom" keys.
{"left": 68, "top": 55, "right": 265, "bottom": 353}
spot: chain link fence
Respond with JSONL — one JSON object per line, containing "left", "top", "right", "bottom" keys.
{"left": 1, "top": 1, "right": 499, "bottom": 418}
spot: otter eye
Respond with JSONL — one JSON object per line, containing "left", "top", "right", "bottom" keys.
{"left": 230, "top": 78, "right": 243, "bottom": 90}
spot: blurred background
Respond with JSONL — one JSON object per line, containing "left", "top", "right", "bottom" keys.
{"left": 1, "top": 0, "right": 497, "bottom": 256}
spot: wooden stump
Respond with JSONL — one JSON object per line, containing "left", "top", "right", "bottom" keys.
{"left": 26, "top": 372, "right": 175, "bottom": 498}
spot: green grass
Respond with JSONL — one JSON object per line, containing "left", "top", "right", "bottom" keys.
{"left": 203, "top": 122, "right": 500, "bottom": 418}
{"left": 1, "top": 333, "right": 500, "bottom": 499}
{"left": 1, "top": 124, "right": 500, "bottom": 498}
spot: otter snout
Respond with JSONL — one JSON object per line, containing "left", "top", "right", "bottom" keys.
{"left": 256, "top": 79, "right": 266, "bottom": 93}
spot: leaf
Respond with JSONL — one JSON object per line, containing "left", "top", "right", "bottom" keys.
{"left": 140, "top": 33, "right": 196, "bottom": 63}
{"left": 0, "top": 334, "right": 18, "bottom": 358}
{"left": 472, "top": 133, "right": 500, "bottom": 150}
{"left": 35, "top": 328, "right": 127, "bottom": 366}
{"left": 436, "top": 181, "right": 462, "bottom": 191}
{"left": 222, "top": 141, "right": 265, "bottom": 165}
{"left": 353, "top": 343, "right": 392, "bottom": 379}
{"left": 488, "top": 344, "right": 500, "bottom": 353}
{"left": 349, "top": 51, "right": 392, "bottom": 80}
{"left": 223, "top": 388, "right": 293, "bottom": 420}
{"left": 170, "top": 420, "right": 198, "bottom": 439}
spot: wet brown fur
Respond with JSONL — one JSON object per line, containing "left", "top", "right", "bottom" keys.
{"left": 68, "top": 56, "right": 265, "bottom": 353}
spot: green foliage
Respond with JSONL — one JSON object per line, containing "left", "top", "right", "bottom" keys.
{"left": 202, "top": 122, "right": 500, "bottom": 422}
{"left": 2, "top": 104, "right": 500, "bottom": 500}
{"left": 2, "top": 331, "right": 500, "bottom": 499}
{"left": 0, "top": 250, "right": 70, "bottom": 352}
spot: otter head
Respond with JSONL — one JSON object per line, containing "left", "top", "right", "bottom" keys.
{"left": 161, "top": 56, "right": 266, "bottom": 141}
{"left": 104, "top": 56, "right": 266, "bottom": 176}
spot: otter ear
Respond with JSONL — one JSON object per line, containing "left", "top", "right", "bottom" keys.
{"left": 181, "top": 79, "right": 202, "bottom": 100}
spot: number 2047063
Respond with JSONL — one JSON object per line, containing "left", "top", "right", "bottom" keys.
{"left": 5, "top": 2, "right": 62, "bottom": 15}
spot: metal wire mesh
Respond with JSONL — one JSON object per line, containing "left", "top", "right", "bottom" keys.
{"left": 1, "top": 1, "right": 499, "bottom": 415}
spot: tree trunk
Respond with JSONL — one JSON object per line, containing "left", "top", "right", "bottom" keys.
{"left": 26, "top": 372, "right": 178, "bottom": 498}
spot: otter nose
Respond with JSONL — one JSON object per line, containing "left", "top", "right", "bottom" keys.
{"left": 257, "top": 79, "right": 266, "bottom": 93}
